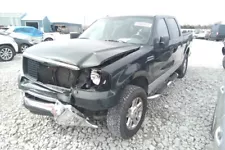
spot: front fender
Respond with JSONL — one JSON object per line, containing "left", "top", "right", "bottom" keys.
{"left": 108, "top": 63, "right": 150, "bottom": 92}
{"left": 131, "top": 70, "right": 150, "bottom": 83}
{"left": 101, "top": 46, "right": 152, "bottom": 92}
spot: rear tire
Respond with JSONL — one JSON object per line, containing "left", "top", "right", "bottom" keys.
{"left": 44, "top": 38, "right": 53, "bottom": 41}
{"left": 176, "top": 54, "right": 188, "bottom": 78}
{"left": 0, "top": 45, "right": 15, "bottom": 61}
{"left": 107, "top": 85, "right": 147, "bottom": 139}
{"left": 19, "top": 44, "right": 29, "bottom": 53}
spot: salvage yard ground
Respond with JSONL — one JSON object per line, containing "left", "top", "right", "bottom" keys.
{"left": 0, "top": 39, "right": 224, "bottom": 150}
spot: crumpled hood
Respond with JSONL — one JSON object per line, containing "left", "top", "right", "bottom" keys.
{"left": 23, "top": 39, "right": 140, "bottom": 68}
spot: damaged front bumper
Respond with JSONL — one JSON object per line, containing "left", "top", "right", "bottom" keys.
{"left": 22, "top": 94, "right": 98, "bottom": 128}
{"left": 18, "top": 75, "right": 100, "bottom": 128}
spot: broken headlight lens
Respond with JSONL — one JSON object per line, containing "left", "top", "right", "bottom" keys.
{"left": 90, "top": 70, "right": 101, "bottom": 85}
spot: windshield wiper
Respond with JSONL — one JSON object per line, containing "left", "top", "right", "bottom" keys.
{"left": 78, "top": 37, "right": 89, "bottom": 39}
{"left": 105, "top": 40, "right": 126, "bottom": 43}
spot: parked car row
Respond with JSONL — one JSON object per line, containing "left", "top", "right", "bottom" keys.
{"left": 192, "top": 24, "right": 225, "bottom": 41}
{"left": 0, "top": 26, "right": 61, "bottom": 61}
{"left": 193, "top": 29, "right": 210, "bottom": 39}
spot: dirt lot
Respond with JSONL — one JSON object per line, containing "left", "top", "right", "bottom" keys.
{"left": 0, "top": 39, "right": 224, "bottom": 150}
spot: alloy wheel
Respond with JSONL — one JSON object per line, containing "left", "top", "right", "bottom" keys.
{"left": 20, "top": 45, "right": 28, "bottom": 53}
{"left": 126, "top": 97, "right": 143, "bottom": 130}
{"left": 0, "top": 48, "right": 13, "bottom": 61}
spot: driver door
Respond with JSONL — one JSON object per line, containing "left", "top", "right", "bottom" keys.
{"left": 151, "top": 18, "right": 174, "bottom": 79}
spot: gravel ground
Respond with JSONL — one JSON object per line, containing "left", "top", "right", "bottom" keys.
{"left": 0, "top": 39, "right": 225, "bottom": 150}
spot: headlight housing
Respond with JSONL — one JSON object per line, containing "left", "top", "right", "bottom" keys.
{"left": 90, "top": 70, "right": 101, "bottom": 85}
{"left": 89, "top": 69, "right": 111, "bottom": 90}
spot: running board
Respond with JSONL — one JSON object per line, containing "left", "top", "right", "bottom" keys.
{"left": 147, "top": 94, "right": 161, "bottom": 100}
{"left": 147, "top": 72, "right": 178, "bottom": 100}
{"left": 167, "top": 81, "right": 173, "bottom": 87}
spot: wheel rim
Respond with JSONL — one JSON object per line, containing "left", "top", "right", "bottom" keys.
{"left": 21, "top": 45, "right": 28, "bottom": 52}
{"left": 126, "top": 97, "right": 143, "bottom": 130}
{"left": 0, "top": 48, "right": 13, "bottom": 61}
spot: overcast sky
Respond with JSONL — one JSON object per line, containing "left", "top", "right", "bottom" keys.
{"left": 1, "top": 0, "right": 225, "bottom": 25}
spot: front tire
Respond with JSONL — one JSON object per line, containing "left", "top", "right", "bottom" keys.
{"left": 107, "top": 85, "right": 147, "bottom": 139}
{"left": 0, "top": 45, "right": 15, "bottom": 61}
{"left": 176, "top": 53, "right": 188, "bottom": 78}
{"left": 222, "top": 56, "right": 225, "bottom": 69}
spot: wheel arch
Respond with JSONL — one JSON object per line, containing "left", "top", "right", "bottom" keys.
{"left": 44, "top": 37, "right": 54, "bottom": 41}
{"left": 0, "top": 44, "right": 16, "bottom": 53}
{"left": 130, "top": 71, "right": 150, "bottom": 94}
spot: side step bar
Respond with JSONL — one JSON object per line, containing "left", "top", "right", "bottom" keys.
{"left": 147, "top": 72, "right": 178, "bottom": 100}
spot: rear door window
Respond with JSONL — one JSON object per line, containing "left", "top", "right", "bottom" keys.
{"left": 166, "top": 18, "right": 180, "bottom": 39}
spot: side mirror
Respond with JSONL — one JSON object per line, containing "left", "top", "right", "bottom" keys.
{"left": 159, "top": 36, "right": 169, "bottom": 45}
{"left": 70, "top": 32, "right": 81, "bottom": 39}
{"left": 154, "top": 36, "right": 169, "bottom": 48}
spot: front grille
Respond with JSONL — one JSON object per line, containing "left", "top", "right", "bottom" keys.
{"left": 23, "top": 57, "right": 40, "bottom": 79}
{"left": 23, "top": 57, "right": 79, "bottom": 88}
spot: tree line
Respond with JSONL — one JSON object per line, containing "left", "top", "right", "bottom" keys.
{"left": 180, "top": 24, "right": 212, "bottom": 29}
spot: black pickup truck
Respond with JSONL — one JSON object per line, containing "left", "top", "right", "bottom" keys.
{"left": 18, "top": 15, "right": 192, "bottom": 139}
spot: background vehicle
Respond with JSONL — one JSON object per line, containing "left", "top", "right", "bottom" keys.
{"left": 1, "top": 26, "right": 56, "bottom": 42}
{"left": 13, "top": 37, "right": 34, "bottom": 53}
{"left": 210, "top": 83, "right": 225, "bottom": 150}
{"left": 0, "top": 34, "right": 18, "bottom": 61}
{"left": 222, "top": 39, "right": 225, "bottom": 69}
{"left": 0, "top": 26, "right": 9, "bottom": 33}
{"left": 18, "top": 15, "right": 192, "bottom": 139}
{"left": 210, "top": 24, "right": 225, "bottom": 41}
{"left": 193, "top": 29, "right": 207, "bottom": 39}
{"left": 205, "top": 31, "right": 211, "bottom": 40}
{"left": 2, "top": 26, "right": 44, "bottom": 44}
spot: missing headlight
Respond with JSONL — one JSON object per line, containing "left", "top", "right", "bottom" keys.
{"left": 56, "top": 67, "right": 79, "bottom": 88}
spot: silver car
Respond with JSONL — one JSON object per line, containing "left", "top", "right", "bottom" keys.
{"left": 209, "top": 85, "right": 225, "bottom": 150}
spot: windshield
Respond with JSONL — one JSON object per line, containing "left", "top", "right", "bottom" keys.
{"left": 79, "top": 16, "right": 153, "bottom": 44}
